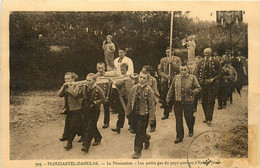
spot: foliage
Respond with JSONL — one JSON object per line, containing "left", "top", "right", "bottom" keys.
{"left": 10, "top": 12, "right": 248, "bottom": 90}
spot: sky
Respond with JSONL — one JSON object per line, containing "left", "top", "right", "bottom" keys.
{"left": 188, "top": 10, "right": 216, "bottom": 21}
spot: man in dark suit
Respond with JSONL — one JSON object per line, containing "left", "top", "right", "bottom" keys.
{"left": 158, "top": 47, "right": 182, "bottom": 120}
{"left": 194, "top": 48, "right": 223, "bottom": 126}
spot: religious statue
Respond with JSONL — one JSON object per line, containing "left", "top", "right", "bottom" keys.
{"left": 181, "top": 35, "right": 196, "bottom": 62}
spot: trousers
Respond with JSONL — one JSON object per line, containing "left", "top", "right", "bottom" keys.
{"left": 133, "top": 114, "right": 149, "bottom": 153}
{"left": 161, "top": 81, "right": 173, "bottom": 117}
{"left": 201, "top": 84, "right": 218, "bottom": 121}
{"left": 103, "top": 102, "right": 110, "bottom": 125}
{"left": 116, "top": 96, "right": 127, "bottom": 128}
{"left": 174, "top": 102, "right": 195, "bottom": 139}
{"left": 66, "top": 110, "right": 84, "bottom": 144}
{"left": 82, "top": 106, "right": 102, "bottom": 148}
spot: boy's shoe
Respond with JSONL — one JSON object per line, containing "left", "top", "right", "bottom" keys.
{"left": 81, "top": 146, "right": 89, "bottom": 153}
{"left": 64, "top": 143, "right": 72, "bottom": 151}
{"left": 59, "top": 136, "right": 67, "bottom": 141}
{"left": 102, "top": 124, "right": 109, "bottom": 129}
{"left": 130, "top": 130, "right": 136, "bottom": 134}
{"left": 150, "top": 127, "right": 155, "bottom": 132}
{"left": 111, "top": 127, "right": 121, "bottom": 134}
{"left": 92, "top": 141, "right": 101, "bottom": 146}
{"left": 161, "top": 116, "right": 168, "bottom": 120}
{"left": 132, "top": 152, "right": 141, "bottom": 159}
{"left": 207, "top": 121, "right": 212, "bottom": 126}
{"left": 188, "top": 132, "right": 194, "bottom": 137}
{"left": 174, "top": 138, "right": 183, "bottom": 144}
{"left": 144, "top": 135, "right": 151, "bottom": 149}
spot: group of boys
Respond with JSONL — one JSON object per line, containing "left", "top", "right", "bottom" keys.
{"left": 158, "top": 47, "right": 237, "bottom": 144}
{"left": 59, "top": 72, "right": 105, "bottom": 153}
{"left": 212, "top": 50, "right": 247, "bottom": 109}
{"left": 58, "top": 48, "right": 158, "bottom": 159}
{"left": 58, "top": 46, "right": 244, "bottom": 159}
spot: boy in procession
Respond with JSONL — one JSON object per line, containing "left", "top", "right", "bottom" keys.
{"left": 166, "top": 63, "right": 201, "bottom": 144}
{"left": 79, "top": 73, "right": 105, "bottom": 153}
{"left": 218, "top": 60, "right": 237, "bottom": 109}
{"left": 58, "top": 72, "right": 84, "bottom": 150}
{"left": 126, "top": 71, "right": 155, "bottom": 159}
{"left": 95, "top": 62, "right": 112, "bottom": 129}
{"left": 231, "top": 50, "right": 247, "bottom": 96}
{"left": 111, "top": 63, "right": 136, "bottom": 134}
{"left": 141, "top": 65, "right": 159, "bottom": 132}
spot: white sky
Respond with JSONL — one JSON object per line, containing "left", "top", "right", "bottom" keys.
{"left": 188, "top": 10, "right": 215, "bottom": 21}
{"left": 188, "top": 10, "right": 248, "bottom": 23}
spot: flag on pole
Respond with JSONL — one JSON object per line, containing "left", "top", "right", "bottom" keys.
{"left": 216, "top": 11, "right": 244, "bottom": 25}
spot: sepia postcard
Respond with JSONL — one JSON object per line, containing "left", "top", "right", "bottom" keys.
{"left": 1, "top": 1, "right": 260, "bottom": 168}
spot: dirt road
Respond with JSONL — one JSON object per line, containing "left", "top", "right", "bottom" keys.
{"left": 10, "top": 87, "right": 248, "bottom": 160}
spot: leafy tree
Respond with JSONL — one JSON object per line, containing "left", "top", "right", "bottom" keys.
{"left": 10, "top": 12, "right": 248, "bottom": 91}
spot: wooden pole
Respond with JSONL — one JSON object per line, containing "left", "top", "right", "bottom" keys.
{"left": 168, "top": 11, "right": 174, "bottom": 88}
{"left": 230, "top": 26, "right": 232, "bottom": 56}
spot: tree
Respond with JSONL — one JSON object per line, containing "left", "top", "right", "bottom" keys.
{"left": 10, "top": 11, "right": 248, "bottom": 91}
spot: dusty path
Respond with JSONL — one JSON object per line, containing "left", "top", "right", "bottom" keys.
{"left": 10, "top": 87, "right": 248, "bottom": 160}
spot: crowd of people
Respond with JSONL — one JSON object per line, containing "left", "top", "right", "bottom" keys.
{"left": 58, "top": 35, "right": 248, "bottom": 159}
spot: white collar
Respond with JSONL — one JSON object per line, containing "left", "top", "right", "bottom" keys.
{"left": 181, "top": 73, "right": 189, "bottom": 78}
{"left": 89, "top": 84, "right": 96, "bottom": 90}
{"left": 138, "top": 83, "right": 147, "bottom": 88}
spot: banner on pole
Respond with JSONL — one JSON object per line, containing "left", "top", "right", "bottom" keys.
{"left": 216, "top": 11, "right": 244, "bottom": 25}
